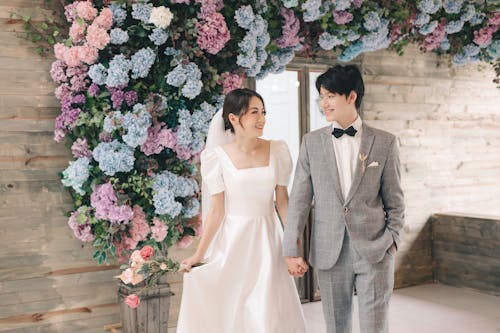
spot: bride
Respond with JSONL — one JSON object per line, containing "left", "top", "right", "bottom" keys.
{"left": 176, "top": 88, "right": 307, "bottom": 333}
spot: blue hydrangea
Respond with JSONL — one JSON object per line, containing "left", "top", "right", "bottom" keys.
{"left": 237, "top": 52, "right": 257, "bottom": 69}
{"left": 445, "top": 20, "right": 464, "bottom": 34}
{"left": 184, "top": 63, "right": 202, "bottom": 81}
{"left": 151, "top": 171, "right": 199, "bottom": 217}
{"left": 239, "top": 35, "right": 258, "bottom": 54}
{"left": 93, "top": 140, "right": 135, "bottom": 176}
{"left": 149, "top": 27, "right": 169, "bottom": 45}
{"left": 440, "top": 38, "right": 450, "bottom": 51}
{"left": 256, "top": 32, "right": 271, "bottom": 49}
{"left": 166, "top": 64, "right": 187, "bottom": 87}
{"left": 61, "top": 157, "right": 91, "bottom": 195}
{"left": 110, "top": 28, "right": 129, "bottom": 45}
{"left": 419, "top": 21, "right": 439, "bottom": 35}
{"left": 302, "top": 0, "right": 322, "bottom": 22}
{"left": 418, "top": 0, "right": 442, "bottom": 14}
{"left": 131, "top": 3, "right": 152, "bottom": 23}
{"left": 110, "top": 3, "right": 127, "bottom": 26}
{"left": 164, "top": 47, "right": 182, "bottom": 57}
{"left": 415, "top": 12, "right": 431, "bottom": 26}
{"left": 182, "top": 198, "right": 200, "bottom": 219}
{"left": 443, "top": 0, "right": 463, "bottom": 14}
{"left": 106, "top": 54, "right": 131, "bottom": 87}
{"left": 364, "top": 12, "right": 381, "bottom": 32}
{"left": 103, "top": 111, "right": 124, "bottom": 133}
{"left": 192, "top": 102, "right": 217, "bottom": 134}
{"left": 182, "top": 80, "right": 203, "bottom": 99}
{"left": 461, "top": 4, "right": 476, "bottom": 22}
{"left": 88, "top": 64, "right": 107, "bottom": 85}
{"left": 334, "top": 0, "right": 351, "bottom": 11}
{"left": 463, "top": 44, "right": 480, "bottom": 57}
{"left": 487, "top": 40, "right": 500, "bottom": 59}
{"left": 250, "top": 16, "right": 267, "bottom": 36}
{"left": 131, "top": 47, "right": 156, "bottom": 79}
{"left": 469, "top": 13, "right": 484, "bottom": 26}
{"left": 318, "top": 32, "right": 344, "bottom": 50}
{"left": 283, "top": 0, "right": 299, "bottom": 8}
{"left": 452, "top": 53, "right": 469, "bottom": 65}
{"left": 343, "top": 29, "right": 361, "bottom": 42}
{"left": 235, "top": 5, "right": 255, "bottom": 29}
{"left": 121, "top": 104, "right": 152, "bottom": 148}
{"left": 362, "top": 20, "right": 390, "bottom": 52}
{"left": 338, "top": 41, "right": 363, "bottom": 62}
{"left": 176, "top": 109, "right": 193, "bottom": 148}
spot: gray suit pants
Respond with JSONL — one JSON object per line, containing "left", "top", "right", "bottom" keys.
{"left": 317, "top": 228, "right": 395, "bottom": 333}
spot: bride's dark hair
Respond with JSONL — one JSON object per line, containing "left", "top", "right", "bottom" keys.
{"left": 222, "top": 88, "right": 265, "bottom": 133}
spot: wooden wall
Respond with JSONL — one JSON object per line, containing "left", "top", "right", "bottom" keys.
{"left": 431, "top": 213, "right": 500, "bottom": 295}
{"left": 361, "top": 45, "right": 500, "bottom": 288}
{"left": 0, "top": 1, "right": 499, "bottom": 332}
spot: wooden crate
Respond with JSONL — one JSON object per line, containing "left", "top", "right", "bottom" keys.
{"left": 118, "top": 282, "right": 173, "bottom": 333}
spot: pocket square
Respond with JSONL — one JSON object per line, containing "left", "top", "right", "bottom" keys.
{"left": 367, "top": 161, "right": 379, "bottom": 167}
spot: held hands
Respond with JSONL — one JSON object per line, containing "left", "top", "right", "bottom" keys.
{"left": 179, "top": 253, "right": 204, "bottom": 273}
{"left": 285, "top": 256, "right": 308, "bottom": 277}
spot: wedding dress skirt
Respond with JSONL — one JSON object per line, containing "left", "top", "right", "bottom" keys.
{"left": 176, "top": 141, "right": 307, "bottom": 333}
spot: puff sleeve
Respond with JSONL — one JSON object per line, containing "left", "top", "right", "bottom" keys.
{"left": 275, "top": 140, "right": 293, "bottom": 186}
{"left": 200, "top": 148, "right": 225, "bottom": 195}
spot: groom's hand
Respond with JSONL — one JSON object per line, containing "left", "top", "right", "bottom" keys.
{"left": 285, "top": 257, "right": 308, "bottom": 277}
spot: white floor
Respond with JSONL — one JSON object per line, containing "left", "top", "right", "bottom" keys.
{"left": 302, "top": 283, "right": 500, "bottom": 333}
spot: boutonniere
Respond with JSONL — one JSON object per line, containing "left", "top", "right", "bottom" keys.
{"left": 359, "top": 152, "right": 367, "bottom": 173}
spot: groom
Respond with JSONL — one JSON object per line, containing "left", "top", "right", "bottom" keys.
{"left": 283, "top": 64, "right": 404, "bottom": 333}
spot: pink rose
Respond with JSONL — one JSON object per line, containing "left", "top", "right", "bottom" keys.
{"left": 125, "top": 294, "right": 140, "bottom": 308}
{"left": 140, "top": 245, "right": 154, "bottom": 260}
{"left": 130, "top": 250, "right": 145, "bottom": 265}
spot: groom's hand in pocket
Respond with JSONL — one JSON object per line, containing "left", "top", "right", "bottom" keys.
{"left": 285, "top": 257, "right": 308, "bottom": 277}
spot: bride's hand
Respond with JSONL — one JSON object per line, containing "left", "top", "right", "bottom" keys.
{"left": 179, "top": 253, "right": 204, "bottom": 273}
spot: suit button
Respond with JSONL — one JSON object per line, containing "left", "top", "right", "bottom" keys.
{"left": 344, "top": 207, "right": 348, "bottom": 214}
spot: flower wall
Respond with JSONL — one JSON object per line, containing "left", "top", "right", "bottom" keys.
{"left": 51, "top": 0, "right": 499, "bottom": 264}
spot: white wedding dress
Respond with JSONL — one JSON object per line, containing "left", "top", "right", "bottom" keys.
{"left": 176, "top": 140, "right": 307, "bottom": 333}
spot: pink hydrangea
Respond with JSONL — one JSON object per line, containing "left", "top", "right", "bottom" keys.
{"left": 174, "top": 145, "right": 193, "bottom": 160}
{"left": 50, "top": 60, "right": 68, "bottom": 84}
{"left": 196, "top": 12, "right": 230, "bottom": 55}
{"left": 141, "top": 122, "right": 172, "bottom": 156}
{"left": 353, "top": 0, "right": 363, "bottom": 8}
{"left": 63, "top": 46, "right": 82, "bottom": 67}
{"left": 171, "top": 0, "right": 190, "bottom": 3}
{"left": 69, "top": 21, "right": 87, "bottom": 42}
{"left": 473, "top": 27, "right": 494, "bottom": 47}
{"left": 87, "top": 23, "right": 110, "bottom": 50}
{"left": 176, "top": 235, "right": 194, "bottom": 248}
{"left": 333, "top": 10, "right": 354, "bottom": 25}
{"left": 151, "top": 217, "right": 168, "bottom": 242}
{"left": 78, "top": 45, "right": 99, "bottom": 65}
{"left": 54, "top": 83, "right": 72, "bottom": 100}
{"left": 128, "top": 205, "right": 151, "bottom": 248}
{"left": 94, "top": 8, "right": 114, "bottom": 30}
{"left": 67, "top": 208, "right": 95, "bottom": 242}
{"left": 423, "top": 22, "right": 446, "bottom": 51}
{"left": 54, "top": 43, "right": 69, "bottom": 62}
{"left": 489, "top": 12, "right": 500, "bottom": 26}
{"left": 64, "top": 2, "right": 78, "bottom": 23}
{"left": 71, "top": 138, "right": 92, "bottom": 158}
{"left": 221, "top": 72, "right": 243, "bottom": 95}
{"left": 76, "top": 1, "right": 98, "bottom": 21}
{"left": 54, "top": 128, "right": 66, "bottom": 143}
{"left": 277, "top": 7, "right": 301, "bottom": 49}
{"left": 91, "top": 183, "right": 134, "bottom": 224}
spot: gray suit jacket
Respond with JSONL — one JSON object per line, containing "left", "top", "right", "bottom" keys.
{"left": 283, "top": 124, "right": 405, "bottom": 269}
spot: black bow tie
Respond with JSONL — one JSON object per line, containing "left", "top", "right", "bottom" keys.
{"left": 332, "top": 126, "right": 357, "bottom": 138}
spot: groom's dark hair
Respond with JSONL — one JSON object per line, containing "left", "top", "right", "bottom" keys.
{"left": 222, "top": 88, "right": 265, "bottom": 133}
{"left": 316, "top": 64, "right": 365, "bottom": 109}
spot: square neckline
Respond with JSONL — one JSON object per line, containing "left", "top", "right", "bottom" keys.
{"left": 217, "top": 140, "right": 273, "bottom": 171}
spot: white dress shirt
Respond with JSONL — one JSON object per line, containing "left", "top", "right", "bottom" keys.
{"left": 331, "top": 115, "right": 363, "bottom": 200}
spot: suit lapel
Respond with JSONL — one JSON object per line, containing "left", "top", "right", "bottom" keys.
{"left": 345, "top": 124, "right": 375, "bottom": 205}
{"left": 320, "top": 127, "right": 344, "bottom": 204}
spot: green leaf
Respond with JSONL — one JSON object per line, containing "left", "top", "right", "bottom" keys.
{"left": 40, "top": 22, "right": 48, "bottom": 31}
{"left": 22, "top": 15, "right": 30, "bottom": 22}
